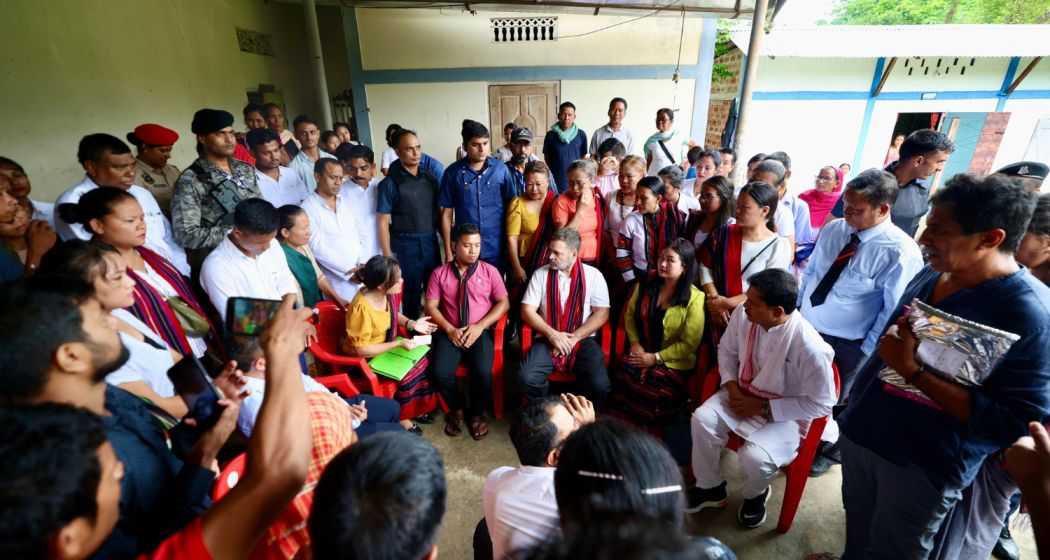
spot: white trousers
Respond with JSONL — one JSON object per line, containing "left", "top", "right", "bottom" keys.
{"left": 690, "top": 398, "right": 782, "bottom": 499}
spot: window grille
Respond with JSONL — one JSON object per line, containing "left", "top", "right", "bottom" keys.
{"left": 491, "top": 17, "right": 558, "bottom": 43}
{"left": 903, "top": 57, "right": 976, "bottom": 77}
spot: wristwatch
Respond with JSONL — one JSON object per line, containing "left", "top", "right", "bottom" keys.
{"left": 654, "top": 352, "right": 664, "bottom": 365}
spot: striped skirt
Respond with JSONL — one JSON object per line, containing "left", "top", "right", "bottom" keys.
{"left": 610, "top": 363, "right": 690, "bottom": 425}
{"left": 393, "top": 356, "right": 440, "bottom": 420}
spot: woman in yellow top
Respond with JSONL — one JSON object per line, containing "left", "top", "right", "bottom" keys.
{"left": 506, "top": 160, "right": 556, "bottom": 287}
{"left": 610, "top": 238, "right": 705, "bottom": 427}
{"left": 343, "top": 255, "right": 440, "bottom": 421}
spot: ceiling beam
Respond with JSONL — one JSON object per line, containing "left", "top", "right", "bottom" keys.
{"left": 872, "top": 56, "right": 897, "bottom": 96}
{"left": 345, "top": 0, "right": 755, "bottom": 15}
{"left": 1006, "top": 56, "right": 1043, "bottom": 94}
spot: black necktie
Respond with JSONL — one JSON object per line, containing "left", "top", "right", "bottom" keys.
{"left": 810, "top": 233, "right": 861, "bottom": 307}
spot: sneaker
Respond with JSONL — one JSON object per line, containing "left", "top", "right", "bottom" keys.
{"left": 809, "top": 454, "right": 837, "bottom": 477}
{"left": 684, "top": 481, "right": 728, "bottom": 513}
{"left": 738, "top": 486, "right": 771, "bottom": 528}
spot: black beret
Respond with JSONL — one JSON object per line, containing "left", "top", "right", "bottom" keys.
{"left": 191, "top": 108, "right": 235, "bottom": 135}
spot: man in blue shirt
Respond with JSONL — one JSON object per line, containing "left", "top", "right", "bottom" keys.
{"left": 439, "top": 120, "right": 516, "bottom": 266}
{"left": 507, "top": 127, "right": 558, "bottom": 196}
{"left": 800, "top": 169, "right": 924, "bottom": 476}
{"left": 829, "top": 174, "right": 1050, "bottom": 559}
{"left": 829, "top": 129, "right": 954, "bottom": 237}
{"left": 542, "top": 102, "right": 588, "bottom": 195}
{"left": 377, "top": 128, "right": 445, "bottom": 319}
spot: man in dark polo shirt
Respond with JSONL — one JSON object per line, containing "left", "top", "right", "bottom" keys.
{"left": 830, "top": 129, "right": 954, "bottom": 237}
{"left": 377, "top": 128, "right": 446, "bottom": 318}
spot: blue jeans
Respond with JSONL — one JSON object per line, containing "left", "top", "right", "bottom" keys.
{"left": 390, "top": 232, "right": 440, "bottom": 319}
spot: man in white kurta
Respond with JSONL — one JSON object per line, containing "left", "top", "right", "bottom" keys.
{"left": 299, "top": 159, "right": 365, "bottom": 302}
{"left": 687, "top": 268, "right": 835, "bottom": 528}
{"left": 336, "top": 143, "right": 384, "bottom": 259}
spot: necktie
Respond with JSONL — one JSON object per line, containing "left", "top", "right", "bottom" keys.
{"left": 809, "top": 233, "right": 861, "bottom": 307}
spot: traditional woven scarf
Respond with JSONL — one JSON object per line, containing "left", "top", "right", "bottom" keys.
{"left": 451, "top": 260, "right": 479, "bottom": 326}
{"left": 281, "top": 242, "right": 322, "bottom": 307}
{"left": 546, "top": 257, "right": 587, "bottom": 370}
{"left": 128, "top": 247, "right": 217, "bottom": 356}
{"left": 551, "top": 123, "right": 580, "bottom": 144}
{"left": 698, "top": 223, "right": 744, "bottom": 297}
{"left": 383, "top": 292, "right": 401, "bottom": 343}
{"left": 636, "top": 284, "right": 667, "bottom": 353}
{"left": 523, "top": 190, "right": 558, "bottom": 275}
{"left": 642, "top": 200, "right": 681, "bottom": 279}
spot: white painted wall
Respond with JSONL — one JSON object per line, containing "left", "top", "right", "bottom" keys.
{"left": 995, "top": 99, "right": 1050, "bottom": 171}
{"left": 882, "top": 57, "right": 1007, "bottom": 92}
{"left": 366, "top": 78, "right": 700, "bottom": 164}
{"left": 754, "top": 58, "right": 873, "bottom": 92}
{"left": 739, "top": 100, "right": 868, "bottom": 195}
{"left": 356, "top": 8, "right": 703, "bottom": 70}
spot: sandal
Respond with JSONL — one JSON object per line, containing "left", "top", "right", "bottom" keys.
{"left": 470, "top": 416, "right": 489, "bottom": 441}
{"left": 443, "top": 411, "right": 463, "bottom": 437}
{"left": 415, "top": 411, "right": 437, "bottom": 425}
{"left": 406, "top": 422, "right": 424, "bottom": 436}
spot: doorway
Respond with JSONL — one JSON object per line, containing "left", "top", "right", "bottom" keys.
{"left": 488, "top": 83, "right": 560, "bottom": 139}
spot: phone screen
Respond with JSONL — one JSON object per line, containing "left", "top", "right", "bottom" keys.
{"left": 227, "top": 297, "right": 283, "bottom": 336}
{"left": 166, "top": 357, "right": 223, "bottom": 427}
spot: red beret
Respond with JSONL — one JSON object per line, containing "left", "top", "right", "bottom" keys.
{"left": 130, "top": 124, "right": 179, "bottom": 146}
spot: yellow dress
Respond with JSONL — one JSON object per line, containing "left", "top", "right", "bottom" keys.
{"left": 345, "top": 292, "right": 390, "bottom": 349}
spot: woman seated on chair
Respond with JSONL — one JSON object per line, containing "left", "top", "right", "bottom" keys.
{"left": 685, "top": 175, "right": 736, "bottom": 249}
{"left": 276, "top": 204, "right": 348, "bottom": 308}
{"left": 342, "top": 255, "right": 440, "bottom": 422}
{"left": 506, "top": 160, "right": 557, "bottom": 289}
{"left": 609, "top": 239, "right": 704, "bottom": 428}
{"left": 614, "top": 176, "right": 683, "bottom": 285}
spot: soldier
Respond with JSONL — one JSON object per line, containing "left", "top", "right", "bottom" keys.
{"left": 127, "top": 123, "right": 181, "bottom": 217}
{"left": 171, "top": 108, "right": 262, "bottom": 276}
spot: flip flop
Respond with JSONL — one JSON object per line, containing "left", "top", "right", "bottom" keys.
{"left": 407, "top": 422, "right": 424, "bottom": 436}
{"left": 470, "top": 417, "right": 489, "bottom": 441}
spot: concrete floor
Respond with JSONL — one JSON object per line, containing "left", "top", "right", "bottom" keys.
{"left": 422, "top": 417, "right": 1040, "bottom": 560}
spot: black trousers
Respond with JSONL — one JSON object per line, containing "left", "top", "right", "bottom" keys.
{"left": 429, "top": 329, "right": 494, "bottom": 417}
{"left": 819, "top": 332, "right": 867, "bottom": 408}
{"left": 520, "top": 337, "right": 609, "bottom": 406}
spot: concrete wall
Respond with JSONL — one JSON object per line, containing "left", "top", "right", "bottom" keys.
{"left": 0, "top": 0, "right": 319, "bottom": 201}
{"left": 355, "top": 8, "right": 702, "bottom": 70}
{"left": 350, "top": 7, "right": 709, "bottom": 163}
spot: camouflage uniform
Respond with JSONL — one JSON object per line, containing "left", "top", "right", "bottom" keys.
{"left": 171, "top": 156, "right": 261, "bottom": 272}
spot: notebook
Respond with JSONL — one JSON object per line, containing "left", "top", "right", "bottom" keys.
{"left": 368, "top": 339, "right": 430, "bottom": 381}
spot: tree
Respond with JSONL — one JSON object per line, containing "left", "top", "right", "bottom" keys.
{"left": 830, "top": 0, "right": 1050, "bottom": 24}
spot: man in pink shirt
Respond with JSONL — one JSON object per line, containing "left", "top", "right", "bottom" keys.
{"left": 425, "top": 223, "right": 510, "bottom": 440}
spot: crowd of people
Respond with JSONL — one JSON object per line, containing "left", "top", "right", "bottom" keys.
{"left": 0, "top": 95, "right": 1049, "bottom": 560}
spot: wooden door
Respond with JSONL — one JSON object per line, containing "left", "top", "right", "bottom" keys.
{"left": 488, "top": 83, "right": 560, "bottom": 138}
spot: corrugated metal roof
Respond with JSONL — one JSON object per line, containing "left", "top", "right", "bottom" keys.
{"left": 729, "top": 24, "right": 1050, "bottom": 58}
{"left": 341, "top": 0, "right": 756, "bottom": 16}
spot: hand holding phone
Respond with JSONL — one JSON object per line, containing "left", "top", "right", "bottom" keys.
{"left": 167, "top": 356, "right": 225, "bottom": 430}
{"left": 227, "top": 297, "right": 285, "bottom": 336}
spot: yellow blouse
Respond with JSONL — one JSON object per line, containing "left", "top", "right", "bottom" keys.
{"left": 345, "top": 292, "right": 391, "bottom": 349}
{"left": 505, "top": 196, "right": 541, "bottom": 257}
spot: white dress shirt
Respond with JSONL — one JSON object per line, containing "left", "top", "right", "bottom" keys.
{"left": 255, "top": 166, "right": 310, "bottom": 208}
{"left": 779, "top": 192, "right": 813, "bottom": 244}
{"left": 300, "top": 191, "right": 366, "bottom": 301}
{"left": 484, "top": 466, "right": 560, "bottom": 560}
{"left": 343, "top": 178, "right": 383, "bottom": 260}
{"left": 589, "top": 124, "right": 638, "bottom": 156}
{"left": 798, "top": 217, "right": 923, "bottom": 355}
{"left": 522, "top": 263, "right": 610, "bottom": 330}
{"left": 676, "top": 192, "right": 701, "bottom": 215}
{"left": 381, "top": 147, "right": 399, "bottom": 172}
{"left": 106, "top": 308, "right": 176, "bottom": 397}
{"left": 773, "top": 201, "right": 797, "bottom": 241}
{"left": 55, "top": 176, "right": 190, "bottom": 276}
{"left": 30, "top": 199, "right": 54, "bottom": 225}
{"left": 289, "top": 149, "right": 335, "bottom": 193}
{"left": 199, "top": 237, "right": 299, "bottom": 321}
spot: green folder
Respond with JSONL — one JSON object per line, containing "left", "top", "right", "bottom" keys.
{"left": 368, "top": 339, "right": 430, "bottom": 381}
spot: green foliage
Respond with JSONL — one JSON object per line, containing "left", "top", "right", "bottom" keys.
{"left": 712, "top": 19, "right": 737, "bottom": 82}
{"left": 830, "top": 0, "right": 1050, "bottom": 24}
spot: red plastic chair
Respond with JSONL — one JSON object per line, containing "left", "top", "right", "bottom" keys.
{"left": 444, "top": 314, "right": 509, "bottom": 419}
{"left": 521, "top": 321, "right": 613, "bottom": 383}
{"left": 212, "top": 452, "right": 247, "bottom": 501}
{"left": 308, "top": 301, "right": 392, "bottom": 399}
{"left": 696, "top": 362, "right": 841, "bottom": 534}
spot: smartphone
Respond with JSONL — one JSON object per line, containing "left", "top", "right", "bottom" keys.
{"left": 167, "top": 356, "right": 224, "bottom": 429}
{"left": 226, "top": 297, "right": 283, "bottom": 336}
